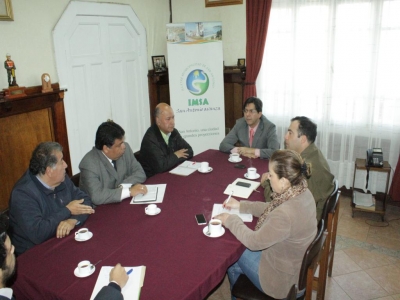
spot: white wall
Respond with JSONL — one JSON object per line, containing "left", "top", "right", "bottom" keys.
{"left": 171, "top": 0, "right": 246, "bottom": 66}
{"left": 0, "top": 0, "right": 245, "bottom": 89}
{"left": 0, "top": 0, "right": 170, "bottom": 88}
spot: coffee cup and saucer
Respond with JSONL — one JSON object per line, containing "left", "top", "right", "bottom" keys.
{"left": 145, "top": 204, "right": 161, "bottom": 216}
{"left": 198, "top": 162, "right": 213, "bottom": 174}
{"left": 244, "top": 167, "right": 260, "bottom": 180}
{"left": 74, "top": 228, "right": 93, "bottom": 242}
{"left": 228, "top": 153, "right": 242, "bottom": 163}
{"left": 203, "top": 219, "right": 225, "bottom": 238}
{"left": 74, "top": 260, "right": 95, "bottom": 278}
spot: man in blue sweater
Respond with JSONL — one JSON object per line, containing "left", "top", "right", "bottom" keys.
{"left": 9, "top": 142, "right": 94, "bottom": 255}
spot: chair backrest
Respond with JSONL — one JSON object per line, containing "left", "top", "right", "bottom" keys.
{"left": 286, "top": 284, "right": 298, "bottom": 300}
{"left": 320, "top": 179, "right": 339, "bottom": 230}
{"left": 70, "top": 173, "right": 80, "bottom": 187}
{"left": 298, "top": 219, "right": 325, "bottom": 292}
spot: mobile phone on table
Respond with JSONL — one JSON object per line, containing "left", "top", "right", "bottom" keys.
{"left": 195, "top": 214, "right": 207, "bottom": 225}
{"left": 236, "top": 181, "right": 251, "bottom": 188}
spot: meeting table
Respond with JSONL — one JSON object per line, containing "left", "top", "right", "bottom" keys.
{"left": 12, "top": 149, "right": 269, "bottom": 300}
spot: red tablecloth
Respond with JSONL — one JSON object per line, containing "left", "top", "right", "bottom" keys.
{"left": 12, "top": 150, "right": 269, "bottom": 300}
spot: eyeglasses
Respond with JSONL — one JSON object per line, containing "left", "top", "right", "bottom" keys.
{"left": 243, "top": 109, "right": 258, "bottom": 114}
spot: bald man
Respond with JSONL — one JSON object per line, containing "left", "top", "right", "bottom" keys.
{"left": 139, "top": 103, "right": 193, "bottom": 177}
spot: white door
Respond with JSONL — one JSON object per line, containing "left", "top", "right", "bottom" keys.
{"left": 53, "top": 2, "right": 150, "bottom": 173}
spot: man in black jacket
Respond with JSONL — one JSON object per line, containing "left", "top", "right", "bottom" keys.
{"left": 9, "top": 142, "right": 94, "bottom": 255}
{"left": 140, "top": 103, "right": 193, "bottom": 177}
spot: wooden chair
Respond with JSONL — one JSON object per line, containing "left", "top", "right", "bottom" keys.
{"left": 312, "top": 180, "right": 341, "bottom": 299}
{"left": 231, "top": 220, "right": 325, "bottom": 300}
{"left": 70, "top": 173, "right": 80, "bottom": 187}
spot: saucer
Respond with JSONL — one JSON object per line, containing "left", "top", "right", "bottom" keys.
{"left": 145, "top": 207, "right": 161, "bottom": 216}
{"left": 203, "top": 226, "right": 225, "bottom": 238}
{"left": 198, "top": 167, "right": 213, "bottom": 174}
{"left": 228, "top": 158, "right": 242, "bottom": 163}
{"left": 75, "top": 232, "right": 93, "bottom": 242}
{"left": 74, "top": 266, "right": 95, "bottom": 278}
{"left": 244, "top": 173, "right": 260, "bottom": 180}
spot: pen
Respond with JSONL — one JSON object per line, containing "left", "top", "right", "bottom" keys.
{"left": 127, "top": 268, "right": 133, "bottom": 275}
{"left": 224, "top": 191, "right": 233, "bottom": 207}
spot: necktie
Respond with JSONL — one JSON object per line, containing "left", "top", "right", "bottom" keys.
{"left": 112, "top": 160, "right": 117, "bottom": 171}
{"left": 249, "top": 128, "right": 254, "bottom": 147}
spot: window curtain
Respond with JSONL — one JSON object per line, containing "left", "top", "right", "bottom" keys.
{"left": 256, "top": 0, "right": 400, "bottom": 194}
{"left": 243, "top": 0, "right": 272, "bottom": 100}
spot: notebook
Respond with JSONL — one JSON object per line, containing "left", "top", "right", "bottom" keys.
{"left": 223, "top": 178, "right": 261, "bottom": 199}
{"left": 169, "top": 161, "right": 202, "bottom": 176}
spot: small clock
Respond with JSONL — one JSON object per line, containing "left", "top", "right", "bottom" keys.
{"left": 41, "top": 73, "right": 53, "bottom": 93}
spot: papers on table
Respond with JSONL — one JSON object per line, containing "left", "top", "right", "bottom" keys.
{"left": 223, "top": 178, "right": 261, "bottom": 199}
{"left": 130, "top": 184, "right": 166, "bottom": 204}
{"left": 169, "top": 161, "right": 202, "bottom": 176}
{"left": 353, "top": 191, "right": 375, "bottom": 210}
{"left": 212, "top": 203, "right": 253, "bottom": 222}
{"left": 353, "top": 191, "right": 374, "bottom": 206}
{"left": 90, "top": 266, "right": 146, "bottom": 300}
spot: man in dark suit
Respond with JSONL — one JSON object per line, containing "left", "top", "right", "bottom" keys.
{"left": 139, "top": 103, "right": 193, "bottom": 177}
{"left": 0, "top": 212, "right": 125, "bottom": 300}
{"left": 0, "top": 214, "right": 16, "bottom": 300}
{"left": 94, "top": 264, "right": 128, "bottom": 300}
{"left": 79, "top": 121, "right": 147, "bottom": 205}
{"left": 219, "top": 97, "right": 279, "bottom": 159}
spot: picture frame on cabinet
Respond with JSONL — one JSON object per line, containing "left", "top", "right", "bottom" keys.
{"left": 152, "top": 55, "right": 167, "bottom": 74}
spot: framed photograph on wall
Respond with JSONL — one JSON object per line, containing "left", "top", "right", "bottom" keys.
{"left": 205, "top": 0, "right": 243, "bottom": 7}
{"left": 237, "top": 58, "right": 245, "bottom": 68}
{"left": 152, "top": 55, "right": 167, "bottom": 73}
{"left": 0, "top": 0, "right": 13, "bottom": 21}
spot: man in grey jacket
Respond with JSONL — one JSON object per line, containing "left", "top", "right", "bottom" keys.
{"left": 79, "top": 121, "right": 147, "bottom": 205}
{"left": 219, "top": 97, "right": 279, "bottom": 159}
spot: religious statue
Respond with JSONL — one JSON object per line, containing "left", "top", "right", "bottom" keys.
{"left": 4, "top": 53, "right": 17, "bottom": 86}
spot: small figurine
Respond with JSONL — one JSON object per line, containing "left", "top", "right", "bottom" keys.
{"left": 4, "top": 53, "right": 17, "bottom": 86}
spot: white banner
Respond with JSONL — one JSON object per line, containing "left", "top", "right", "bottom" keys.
{"left": 167, "top": 22, "right": 225, "bottom": 154}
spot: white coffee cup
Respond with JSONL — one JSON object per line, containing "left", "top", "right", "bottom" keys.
{"left": 247, "top": 167, "right": 257, "bottom": 179}
{"left": 78, "top": 260, "right": 92, "bottom": 275}
{"left": 75, "top": 228, "right": 90, "bottom": 240}
{"left": 230, "top": 153, "right": 240, "bottom": 162}
{"left": 209, "top": 219, "right": 222, "bottom": 236}
{"left": 200, "top": 162, "right": 209, "bottom": 172}
{"left": 147, "top": 204, "right": 157, "bottom": 214}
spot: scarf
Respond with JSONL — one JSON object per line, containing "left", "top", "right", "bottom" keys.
{"left": 255, "top": 179, "right": 308, "bottom": 231}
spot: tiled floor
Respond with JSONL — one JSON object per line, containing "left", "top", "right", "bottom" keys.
{"left": 206, "top": 195, "right": 400, "bottom": 300}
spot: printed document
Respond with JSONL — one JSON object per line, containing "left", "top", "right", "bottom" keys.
{"left": 90, "top": 266, "right": 146, "bottom": 300}
{"left": 212, "top": 203, "right": 253, "bottom": 222}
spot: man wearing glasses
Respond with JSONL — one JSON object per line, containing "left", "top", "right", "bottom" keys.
{"left": 219, "top": 97, "right": 279, "bottom": 159}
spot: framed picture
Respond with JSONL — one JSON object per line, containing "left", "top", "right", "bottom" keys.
{"left": 0, "top": 0, "right": 13, "bottom": 21}
{"left": 237, "top": 58, "right": 245, "bottom": 68}
{"left": 205, "top": 0, "right": 243, "bottom": 7}
{"left": 152, "top": 55, "right": 167, "bottom": 73}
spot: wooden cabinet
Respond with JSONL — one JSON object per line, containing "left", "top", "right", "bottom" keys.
{"left": 0, "top": 84, "right": 70, "bottom": 212}
{"left": 147, "top": 70, "right": 170, "bottom": 125}
{"left": 351, "top": 158, "right": 391, "bottom": 221}
{"left": 147, "top": 67, "right": 246, "bottom": 132}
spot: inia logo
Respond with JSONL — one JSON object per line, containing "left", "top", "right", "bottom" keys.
{"left": 186, "top": 69, "right": 209, "bottom": 96}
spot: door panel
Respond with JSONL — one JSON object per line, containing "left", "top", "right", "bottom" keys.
{"left": 54, "top": 2, "right": 150, "bottom": 173}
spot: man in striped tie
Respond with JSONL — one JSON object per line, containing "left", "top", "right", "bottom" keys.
{"left": 219, "top": 97, "right": 279, "bottom": 159}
